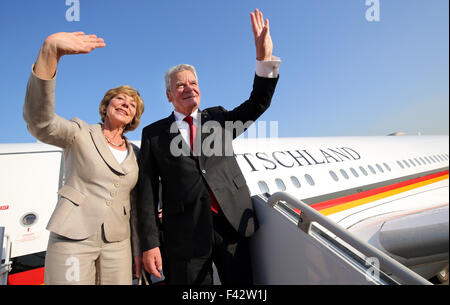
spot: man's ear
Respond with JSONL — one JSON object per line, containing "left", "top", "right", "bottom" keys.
{"left": 166, "top": 90, "right": 172, "bottom": 102}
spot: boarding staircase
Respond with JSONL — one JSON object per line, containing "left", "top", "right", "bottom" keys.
{"left": 249, "top": 192, "right": 432, "bottom": 285}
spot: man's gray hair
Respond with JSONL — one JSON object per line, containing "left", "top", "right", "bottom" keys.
{"left": 165, "top": 64, "right": 198, "bottom": 91}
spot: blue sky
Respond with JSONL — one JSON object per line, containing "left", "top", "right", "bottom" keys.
{"left": 0, "top": 0, "right": 448, "bottom": 143}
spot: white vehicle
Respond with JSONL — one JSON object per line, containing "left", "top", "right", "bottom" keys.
{"left": 1, "top": 135, "right": 448, "bottom": 285}
{"left": 1, "top": 143, "right": 63, "bottom": 284}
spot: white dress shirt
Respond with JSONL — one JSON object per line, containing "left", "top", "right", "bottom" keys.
{"left": 173, "top": 109, "right": 199, "bottom": 149}
{"left": 108, "top": 145, "right": 129, "bottom": 164}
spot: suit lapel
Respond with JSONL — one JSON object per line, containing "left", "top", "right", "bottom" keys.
{"left": 198, "top": 110, "right": 217, "bottom": 163}
{"left": 164, "top": 112, "right": 193, "bottom": 157}
{"left": 89, "top": 124, "right": 126, "bottom": 175}
{"left": 191, "top": 110, "right": 204, "bottom": 156}
{"left": 121, "top": 141, "right": 137, "bottom": 174}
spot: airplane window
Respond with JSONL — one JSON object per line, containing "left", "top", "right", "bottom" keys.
{"left": 397, "top": 161, "right": 404, "bottom": 169}
{"left": 340, "top": 169, "right": 349, "bottom": 179}
{"left": 409, "top": 159, "right": 416, "bottom": 167}
{"left": 350, "top": 168, "right": 359, "bottom": 177}
{"left": 419, "top": 157, "right": 426, "bottom": 165}
{"left": 257, "top": 181, "right": 270, "bottom": 194}
{"left": 383, "top": 163, "right": 391, "bottom": 171}
{"left": 359, "top": 166, "right": 368, "bottom": 176}
{"left": 329, "top": 171, "right": 339, "bottom": 181}
{"left": 21, "top": 213, "right": 38, "bottom": 227}
{"left": 414, "top": 158, "right": 421, "bottom": 165}
{"left": 445, "top": 153, "right": 449, "bottom": 159}
{"left": 403, "top": 160, "right": 410, "bottom": 168}
{"left": 290, "top": 176, "right": 301, "bottom": 188}
{"left": 429, "top": 156, "right": 436, "bottom": 163}
{"left": 437, "top": 155, "right": 444, "bottom": 162}
{"left": 376, "top": 164, "right": 384, "bottom": 173}
{"left": 305, "top": 174, "right": 315, "bottom": 186}
{"left": 275, "top": 178, "right": 286, "bottom": 191}
{"left": 443, "top": 154, "right": 449, "bottom": 161}
{"left": 368, "top": 165, "right": 376, "bottom": 174}
{"left": 424, "top": 156, "right": 431, "bottom": 164}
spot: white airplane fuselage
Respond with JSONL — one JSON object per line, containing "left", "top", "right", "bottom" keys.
{"left": 234, "top": 136, "right": 448, "bottom": 223}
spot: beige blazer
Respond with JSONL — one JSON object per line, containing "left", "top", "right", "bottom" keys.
{"left": 23, "top": 70, "right": 140, "bottom": 245}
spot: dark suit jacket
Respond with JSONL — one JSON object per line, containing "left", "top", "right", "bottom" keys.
{"left": 137, "top": 75, "right": 278, "bottom": 259}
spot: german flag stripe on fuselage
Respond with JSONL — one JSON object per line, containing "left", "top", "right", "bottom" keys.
{"left": 298, "top": 168, "right": 449, "bottom": 216}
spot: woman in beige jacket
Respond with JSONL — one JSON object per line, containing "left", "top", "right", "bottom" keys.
{"left": 23, "top": 32, "right": 144, "bottom": 284}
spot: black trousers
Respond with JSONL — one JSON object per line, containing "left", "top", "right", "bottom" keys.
{"left": 164, "top": 209, "right": 253, "bottom": 285}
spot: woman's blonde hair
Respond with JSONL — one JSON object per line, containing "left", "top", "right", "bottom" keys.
{"left": 99, "top": 85, "right": 144, "bottom": 133}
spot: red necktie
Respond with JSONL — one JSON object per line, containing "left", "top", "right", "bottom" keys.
{"left": 183, "top": 116, "right": 220, "bottom": 214}
{"left": 183, "top": 116, "right": 196, "bottom": 148}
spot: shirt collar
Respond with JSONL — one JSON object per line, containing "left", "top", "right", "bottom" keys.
{"left": 173, "top": 109, "right": 198, "bottom": 123}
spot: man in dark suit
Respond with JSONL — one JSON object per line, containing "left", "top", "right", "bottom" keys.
{"left": 137, "top": 9, "right": 280, "bottom": 284}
